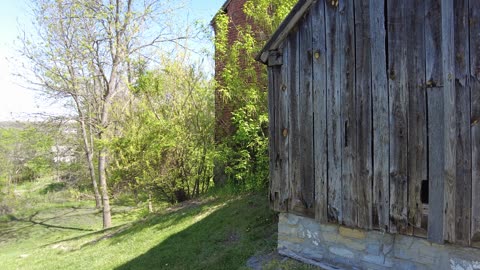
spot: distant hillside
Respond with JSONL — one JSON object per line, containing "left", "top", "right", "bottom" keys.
{"left": 0, "top": 121, "right": 27, "bottom": 129}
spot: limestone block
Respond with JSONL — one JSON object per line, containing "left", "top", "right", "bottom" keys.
{"left": 362, "top": 254, "right": 393, "bottom": 267}
{"left": 286, "top": 213, "right": 300, "bottom": 225}
{"left": 339, "top": 226, "right": 366, "bottom": 239}
{"left": 328, "top": 247, "right": 355, "bottom": 259}
{"left": 336, "top": 236, "right": 367, "bottom": 251}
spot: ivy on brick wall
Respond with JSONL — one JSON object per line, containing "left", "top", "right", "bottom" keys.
{"left": 214, "top": 0, "right": 296, "bottom": 190}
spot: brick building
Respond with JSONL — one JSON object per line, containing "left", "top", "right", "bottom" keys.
{"left": 212, "top": 0, "right": 250, "bottom": 142}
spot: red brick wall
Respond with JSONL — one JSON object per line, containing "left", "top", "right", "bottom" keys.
{"left": 213, "top": 0, "right": 250, "bottom": 142}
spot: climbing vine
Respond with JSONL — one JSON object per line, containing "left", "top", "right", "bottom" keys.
{"left": 214, "top": 0, "right": 296, "bottom": 190}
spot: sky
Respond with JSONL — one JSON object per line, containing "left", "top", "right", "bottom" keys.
{"left": 0, "top": 0, "right": 225, "bottom": 122}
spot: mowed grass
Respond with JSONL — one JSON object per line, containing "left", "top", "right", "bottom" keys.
{"left": 0, "top": 179, "right": 280, "bottom": 270}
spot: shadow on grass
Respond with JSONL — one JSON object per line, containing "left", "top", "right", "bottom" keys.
{"left": 0, "top": 206, "right": 97, "bottom": 243}
{"left": 114, "top": 193, "right": 277, "bottom": 270}
{"left": 41, "top": 182, "right": 66, "bottom": 194}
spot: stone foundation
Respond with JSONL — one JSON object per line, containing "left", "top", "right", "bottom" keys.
{"left": 278, "top": 213, "right": 480, "bottom": 270}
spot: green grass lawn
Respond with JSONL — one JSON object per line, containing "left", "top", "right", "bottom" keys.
{"left": 0, "top": 177, "right": 324, "bottom": 270}
{"left": 0, "top": 179, "right": 282, "bottom": 270}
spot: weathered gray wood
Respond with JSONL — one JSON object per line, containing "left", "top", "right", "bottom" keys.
{"left": 441, "top": 0, "right": 456, "bottom": 244}
{"left": 298, "top": 15, "right": 315, "bottom": 216}
{"left": 425, "top": 0, "right": 445, "bottom": 244}
{"left": 470, "top": 0, "right": 480, "bottom": 248}
{"left": 406, "top": 0, "right": 427, "bottom": 237}
{"left": 338, "top": 0, "right": 356, "bottom": 228}
{"left": 288, "top": 29, "right": 306, "bottom": 216}
{"left": 267, "top": 51, "right": 283, "bottom": 67}
{"left": 268, "top": 66, "right": 279, "bottom": 210}
{"left": 311, "top": 0, "right": 328, "bottom": 223}
{"left": 325, "top": 1, "right": 342, "bottom": 223}
{"left": 369, "top": 0, "right": 389, "bottom": 232}
{"left": 354, "top": 0, "right": 372, "bottom": 230}
{"left": 277, "top": 41, "right": 291, "bottom": 212}
{"left": 387, "top": 0, "right": 409, "bottom": 234}
{"left": 452, "top": 0, "right": 471, "bottom": 246}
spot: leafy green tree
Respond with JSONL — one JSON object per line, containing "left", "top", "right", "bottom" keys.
{"left": 0, "top": 125, "right": 54, "bottom": 189}
{"left": 21, "top": 0, "right": 190, "bottom": 228}
{"left": 213, "top": 0, "right": 296, "bottom": 190}
{"left": 110, "top": 56, "right": 215, "bottom": 206}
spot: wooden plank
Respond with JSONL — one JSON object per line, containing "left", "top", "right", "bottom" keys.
{"left": 369, "top": 0, "right": 389, "bottom": 232}
{"left": 277, "top": 41, "right": 291, "bottom": 212}
{"left": 425, "top": 0, "right": 445, "bottom": 244}
{"left": 442, "top": 0, "right": 456, "bottom": 244}
{"left": 452, "top": 0, "right": 471, "bottom": 246}
{"left": 354, "top": 0, "right": 372, "bottom": 230}
{"left": 338, "top": 0, "right": 356, "bottom": 228}
{"left": 405, "top": 0, "right": 427, "bottom": 237}
{"left": 288, "top": 29, "right": 306, "bottom": 215}
{"left": 311, "top": 0, "right": 328, "bottom": 223}
{"left": 470, "top": 0, "right": 480, "bottom": 248}
{"left": 325, "top": 1, "right": 342, "bottom": 223}
{"left": 267, "top": 66, "right": 279, "bottom": 210}
{"left": 387, "top": 0, "right": 409, "bottom": 234}
{"left": 298, "top": 15, "right": 315, "bottom": 215}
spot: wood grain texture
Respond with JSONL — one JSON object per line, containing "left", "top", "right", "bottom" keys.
{"left": 268, "top": 67, "right": 282, "bottom": 211}
{"left": 387, "top": 0, "right": 409, "bottom": 234}
{"left": 268, "top": 66, "right": 279, "bottom": 211}
{"left": 288, "top": 29, "right": 307, "bottom": 216}
{"left": 452, "top": 0, "right": 471, "bottom": 246}
{"left": 406, "top": 0, "right": 427, "bottom": 236}
{"left": 441, "top": 0, "right": 456, "bottom": 244}
{"left": 369, "top": 0, "right": 389, "bottom": 232}
{"left": 354, "top": 0, "right": 372, "bottom": 230}
{"left": 470, "top": 0, "right": 480, "bottom": 248}
{"left": 311, "top": 0, "right": 328, "bottom": 223}
{"left": 325, "top": 1, "right": 342, "bottom": 223}
{"left": 425, "top": 0, "right": 445, "bottom": 244}
{"left": 298, "top": 15, "right": 315, "bottom": 216}
{"left": 338, "top": 0, "right": 356, "bottom": 228}
{"left": 278, "top": 41, "right": 291, "bottom": 212}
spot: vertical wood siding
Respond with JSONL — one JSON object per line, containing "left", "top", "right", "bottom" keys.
{"left": 425, "top": 0, "right": 445, "bottom": 244}
{"left": 470, "top": 0, "right": 480, "bottom": 249}
{"left": 311, "top": 0, "right": 328, "bottom": 223}
{"left": 266, "top": 0, "right": 479, "bottom": 248}
{"left": 406, "top": 0, "right": 428, "bottom": 238}
{"left": 369, "top": 0, "right": 389, "bottom": 232}
{"left": 325, "top": 0, "right": 343, "bottom": 223}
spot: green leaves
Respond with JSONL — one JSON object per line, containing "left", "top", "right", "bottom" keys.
{"left": 0, "top": 125, "right": 55, "bottom": 186}
{"left": 110, "top": 58, "right": 215, "bottom": 204}
{"left": 213, "top": 0, "right": 295, "bottom": 191}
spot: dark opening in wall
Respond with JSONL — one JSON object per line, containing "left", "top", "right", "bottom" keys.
{"left": 421, "top": 180, "right": 429, "bottom": 204}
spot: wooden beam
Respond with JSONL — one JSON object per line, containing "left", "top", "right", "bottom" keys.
{"left": 470, "top": 0, "right": 480, "bottom": 249}
{"left": 257, "top": 0, "right": 315, "bottom": 64}
{"left": 312, "top": 0, "right": 328, "bottom": 223}
{"left": 406, "top": 0, "right": 427, "bottom": 237}
{"left": 426, "top": 0, "right": 445, "bottom": 244}
{"left": 354, "top": 0, "right": 373, "bottom": 230}
{"left": 325, "top": 0, "right": 343, "bottom": 223}
{"left": 387, "top": 0, "right": 409, "bottom": 234}
{"left": 370, "top": 0, "right": 389, "bottom": 232}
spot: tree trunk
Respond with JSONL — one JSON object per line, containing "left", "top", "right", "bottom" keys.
{"left": 74, "top": 96, "right": 102, "bottom": 209}
{"left": 148, "top": 193, "right": 154, "bottom": 213}
{"left": 98, "top": 148, "right": 111, "bottom": 229}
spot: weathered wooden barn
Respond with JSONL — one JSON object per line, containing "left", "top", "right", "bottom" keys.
{"left": 258, "top": 0, "right": 480, "bottom": 268}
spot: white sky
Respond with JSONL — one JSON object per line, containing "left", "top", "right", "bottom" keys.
{"left": 0, "top": 0, "right": 225, "bottom": 122}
